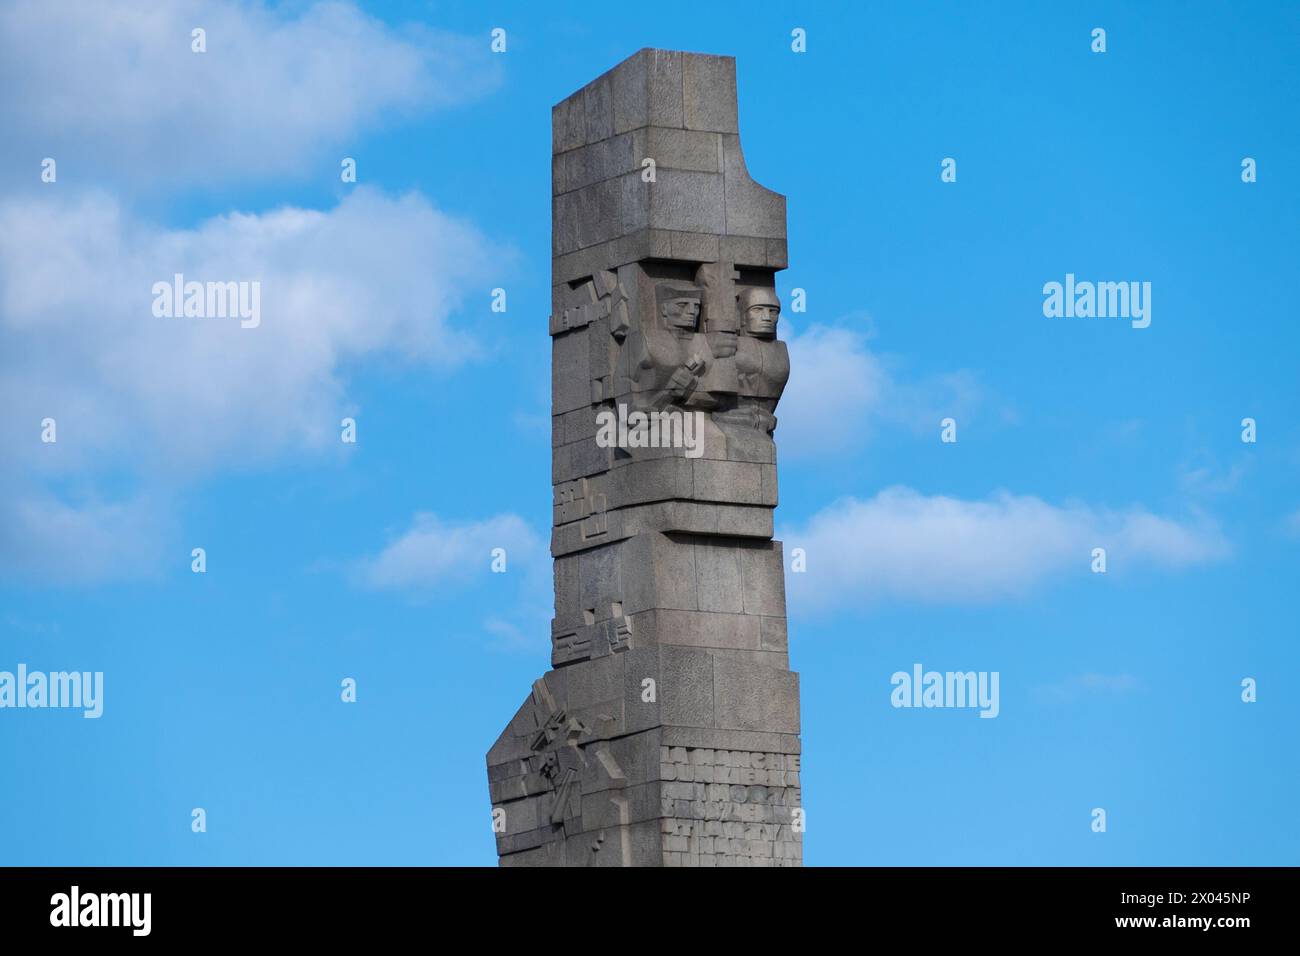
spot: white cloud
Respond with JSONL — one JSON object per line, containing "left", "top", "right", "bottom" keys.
{"left": 777, "top": 324, "right": 889, "bottom": 456}
{"left": 0, "top": 491, "right": 171, "bottom": 584}
{"left": 0, "top": 188, "right": 504, "bottom": 580}
{"left": 781, "top": 486, "right": 1229, "bottom": 609}
{"left": 0, "top": 187, "right": 499, "bottom": 473}
{"left": 1179, "top": 461, "right": 1248, "bottom": 498}
{"left": 0, "top": 2, "right": 507, "bottom": 586}
{"left": 778, "top": 322, "right": 984, "bottom": 457}
{"left": 354, "top": 512, "right": 546, "bottom": 593}
{"left": 354, "top": 512, "right": 552, "bottom": 649}
{"left": 0, "top": 0, "right": 499, "bottom": 188}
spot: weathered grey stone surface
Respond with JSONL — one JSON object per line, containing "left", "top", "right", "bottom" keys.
{"left": 487, "top": 48, "right": 801, "bottom": 867}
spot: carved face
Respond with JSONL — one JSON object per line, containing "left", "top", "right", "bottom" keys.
{"left": 745, "top": 303, "right": 779, "bottom": 338}
{"left": 738, "top": 287, "right": 780, "bottom": 339}
{"left": 661, "top": 296, "right": 701, "bottom": 331}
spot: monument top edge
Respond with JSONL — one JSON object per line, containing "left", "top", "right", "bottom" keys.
{"left": 552, "top": 47, "right": 736, "bottom": 111}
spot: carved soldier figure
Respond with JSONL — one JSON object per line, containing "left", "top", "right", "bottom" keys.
{"left": 728, "top": 285, "right": 789, "bottom": 436}
{"left": 659, "top": 284, "right": 702, "bottom": 335}
{"left": 740, "top": 286, "right": 780, "bottom": 339}
{"left": 635, "top": 282, "right": 714, "bottom": 410}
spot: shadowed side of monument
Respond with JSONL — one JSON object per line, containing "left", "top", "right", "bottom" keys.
{"left": 486, "top": 48, "right": 802, "bottom": 867}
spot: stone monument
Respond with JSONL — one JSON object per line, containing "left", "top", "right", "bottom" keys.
{"left": 486, "top": 48, "right": 802, "bottom": 866}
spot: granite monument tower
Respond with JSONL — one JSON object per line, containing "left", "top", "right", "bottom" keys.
{"left": 486, "top": 48, "right": 801, "bottom": 867}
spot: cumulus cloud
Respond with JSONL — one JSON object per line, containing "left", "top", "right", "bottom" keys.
{"left": 353, "top": 512, "right": 551, "bottom": 647}
{"left": 781, "top": 486, "right": 1229, "bottom": 609}
{"left": 0, "top": 2, "right": 507, "bottom": 584}
{"left": 354, "top": 513, "right": 546, "bottom": 592}
{"left": 0, "top": 188, "right": 499, "bottom": 472}
{"left": 0, "top": 491, "right": 172, "bottom": 584}
{"left": 777, "top": 324, "right": 889, "bottom": 456}
{"left": 778, "top": 322, "right": 984, "bottom": 457}
{"left": 0, "top": 0, "right": 500, "bottom": 188}
{"left": 0, "top": 188, "right": 504, "bottom": 581}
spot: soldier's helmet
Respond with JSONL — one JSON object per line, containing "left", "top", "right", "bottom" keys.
{"left": 738, "top": 286, "right": 780, "bottom": 313}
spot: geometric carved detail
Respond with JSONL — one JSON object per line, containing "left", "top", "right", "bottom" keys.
{"left": 549, "top": 271, "right": 629, "bottom": 339}
{"left": 553, "top": 477, "right": 608, "bottom": 540}
{"left": 550, "top": 601, "right": 633, "bottom": 667}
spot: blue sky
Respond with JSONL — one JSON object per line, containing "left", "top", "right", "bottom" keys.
{"left": 1, "top": 0, "right": 1296, "bottom": 865}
